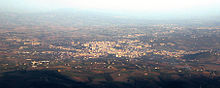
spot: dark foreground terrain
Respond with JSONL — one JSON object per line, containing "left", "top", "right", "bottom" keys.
{"left": 0, "top": 70, "right": 220, "bottom": 88}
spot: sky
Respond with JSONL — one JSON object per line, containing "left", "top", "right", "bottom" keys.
{"left": 0, "top": 0, "right": 220, "bottom": 19}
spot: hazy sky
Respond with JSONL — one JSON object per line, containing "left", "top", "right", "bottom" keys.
{"left": 0, "top": 0, "right": 220, "bottom": 19}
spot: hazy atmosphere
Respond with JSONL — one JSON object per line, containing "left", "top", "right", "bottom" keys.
{"left": 1, "top": 0, "right": 220, "bottom": 19}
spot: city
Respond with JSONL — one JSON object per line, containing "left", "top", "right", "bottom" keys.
{"left": 0, "top": 16, "right": 220, "bottom": 87}
{"left": 0, "top": 0, "right": 220, "bottom": 88}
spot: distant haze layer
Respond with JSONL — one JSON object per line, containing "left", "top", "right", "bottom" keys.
{"left": 0, "top": 0, "right": 220, "bottom": 19}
